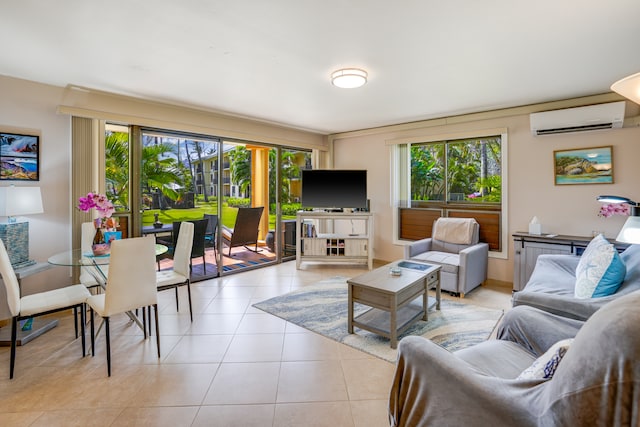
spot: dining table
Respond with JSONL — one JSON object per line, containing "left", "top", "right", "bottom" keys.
{"left": 48, "top": 244, "right": 168, "bottom": 333}
{"left": 141, "top": 224, "right": 173, "bottom": 237}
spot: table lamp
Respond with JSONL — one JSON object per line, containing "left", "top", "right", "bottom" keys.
{"left": 0, "top": 185, "right": 44, "bottom": 268}
{"left": 616, "top": 216, "right": 640, "bottom": 244}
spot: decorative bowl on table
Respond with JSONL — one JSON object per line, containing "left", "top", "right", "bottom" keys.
{"left": 91, "top": 243, "right": 110, "bottom": 256}
{"left": 153, "top": 222, "right": 164, "bottom": 229}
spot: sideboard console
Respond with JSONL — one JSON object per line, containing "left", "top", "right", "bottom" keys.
{"left": 512, "top": 232, "right": 629, "bottom": 292}
{"left": 296, "top": 211, "right": 373, "bottom": 269}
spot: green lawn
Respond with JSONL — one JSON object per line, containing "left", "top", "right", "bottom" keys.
{"left": 142, "top": 203, "right": 295, "bottom": 230}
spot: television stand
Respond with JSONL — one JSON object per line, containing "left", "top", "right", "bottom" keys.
{"left": 296, "top": 211, "right": 373, "bottom": 269}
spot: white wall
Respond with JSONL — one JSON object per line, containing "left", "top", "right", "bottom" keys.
{"left": 3, "top": 74, "right": 640, "bottom": 291}
{"left": 0, "top": 76, "right": 72, "bottom": 294}
{"left": 332, "top": 97, "right": 640, "bottom": 284}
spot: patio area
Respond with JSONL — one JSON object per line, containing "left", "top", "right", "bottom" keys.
{"left": 156, "top": 243, "right": 279, "bottom": 282}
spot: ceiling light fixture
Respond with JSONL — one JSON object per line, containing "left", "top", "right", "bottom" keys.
{"left": 611, "top": 72, "right": 640, "bottom": 105}
{"left": 331, "top": 68, "right": 368, "bottom": 89}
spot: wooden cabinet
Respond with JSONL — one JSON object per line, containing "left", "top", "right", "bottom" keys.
{"left": 512, "top": 232, "right": 629, "bottom": 292}
{"left": 296, "top": 211, "right": 373, "bottom": 269}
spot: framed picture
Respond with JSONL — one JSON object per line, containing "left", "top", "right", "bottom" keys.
{"left": 0, "top": 131, "right": 39, "bottom": 181}
{"left": 554, "top": 146, "right": 613, "bottom": 185}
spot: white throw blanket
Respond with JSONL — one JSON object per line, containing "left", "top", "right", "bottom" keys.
{"left": 433, "top": 218, "right": 476, "bottom": 244}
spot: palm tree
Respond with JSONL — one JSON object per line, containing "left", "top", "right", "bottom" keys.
{"left": 269, "top": 149, "right": 301, "bottom": 204}
{"left": 105, "top": 131, "right": 130, "bottom": 210}
{"left": 141, "top": 137, "right": 186, "bottom": 207}
{"left": 228, "top": 146, "right": 251, "bottom": 196}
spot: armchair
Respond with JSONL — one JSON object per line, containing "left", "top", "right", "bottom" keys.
{"left": 404, "top": 217, "right": 488, "bottom": 296}
{"left": 389, "top": 290, "right": 640, "bottom": 427}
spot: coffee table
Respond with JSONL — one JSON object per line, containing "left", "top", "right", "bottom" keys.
{"left": 347, "top": 260, "right": 441, "bottom": 349}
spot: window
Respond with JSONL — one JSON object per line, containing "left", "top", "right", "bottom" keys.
{"left": 392, "top": 131, "right": 507, "bottom": 257}
{"left": 411, "top": 137, "right": 501, "bottom": 205}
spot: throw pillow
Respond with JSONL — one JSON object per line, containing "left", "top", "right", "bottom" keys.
{"left": 574, "top": 234, "right": 626, "bottom": 299}
{"left": 517, "top": 338, "right": 574, "bottom": 380}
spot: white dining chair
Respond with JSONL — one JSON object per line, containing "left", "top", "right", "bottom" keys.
{"left": 0, "top": 238, "right": 91, "bottom": 379}
{"left": 156, "top": 221, "right": 194, "bottom": 321}
{"left": 87, "top": 236, "right": 159, "bottom": 376}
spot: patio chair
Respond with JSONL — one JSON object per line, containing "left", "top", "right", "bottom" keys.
{"left": 221, "top": 207, "right": 264, "bottom": 257}
{"left": 157, "top": 218, "right": 209, "bottom": 273}
{"left": 204, "top": 213, "right": 218, "bottom": 256}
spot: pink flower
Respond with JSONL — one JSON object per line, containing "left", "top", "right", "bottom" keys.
{"left": 598, "top": 203, "right": 630, "bottom": 218}
{"left": 78, "top": 192, "right": 114, "bottom": 218}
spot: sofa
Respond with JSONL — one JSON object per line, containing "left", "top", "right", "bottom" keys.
{"left": 512, "top": 244, "right": 640, "bottom": 321}
{"left": 389, "top": 290, "right": 640, "bottom": 427}
{"left": 404, "top": 218, "right": 488, "bottom": 296}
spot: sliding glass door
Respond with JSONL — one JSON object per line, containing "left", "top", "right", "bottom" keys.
{"left": 103, "top": 123, "right": 312, "bottom": 278}
{"left": 139, "top": 129, "right": 222, "bottom": 280}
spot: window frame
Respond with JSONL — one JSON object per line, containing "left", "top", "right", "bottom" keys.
{"left": 389, "top": 128, "right": 508, "bottom": 259}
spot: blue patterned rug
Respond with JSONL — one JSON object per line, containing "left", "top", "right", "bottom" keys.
{"left": 253, "top": 276, "right": 504, "bottom": 363}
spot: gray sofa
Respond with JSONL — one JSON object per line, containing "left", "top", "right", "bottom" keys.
{"left": 404, "top": 218, "right": 488, "bottom": 296}
{"left": 389, "top": 290, "right": 640, "bottom": 427}
{"left": 512, "top": 244, "right": 640, "bottom": 321}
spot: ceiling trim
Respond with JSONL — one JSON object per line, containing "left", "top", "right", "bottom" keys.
{"left": 57, "top": 85, "right": 328, "bottom": 151}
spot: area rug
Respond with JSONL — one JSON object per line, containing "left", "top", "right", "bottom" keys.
{"left": 253, "top": 276, "right": 504, "bottom": 363}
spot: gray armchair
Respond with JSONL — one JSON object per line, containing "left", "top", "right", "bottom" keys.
{"left": 404, "top": 217, "right": 488, "bottom": 296}
{"left": 389, "top": 290, "right": 640, "bottom": 427}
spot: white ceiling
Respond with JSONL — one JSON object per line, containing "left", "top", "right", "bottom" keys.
{"left": 2, "top": 1, "right": 640, "bottom": 135}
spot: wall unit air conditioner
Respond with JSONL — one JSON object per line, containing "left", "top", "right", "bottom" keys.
{"left": 530, "top": 101, "right": 625, "bottom": 136}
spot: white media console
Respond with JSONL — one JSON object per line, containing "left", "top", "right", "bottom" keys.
{"left": 295, "top": 211, "right": 373, "bottom": 269}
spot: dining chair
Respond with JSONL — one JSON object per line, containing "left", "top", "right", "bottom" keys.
{"left": 87, "top": 236, "right": 159, "bottom": 376}
{"left": 0, "top": 238, "right": 91, "bottom": 379}
{"left": 156, "top": 221, "right": 194, "bottom": 321}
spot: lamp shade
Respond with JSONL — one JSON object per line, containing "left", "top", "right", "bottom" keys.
{"left": 616, "top": 216, "right": 640, "bottom": 244}
{"left": 596, "top": 195, "right": 638, "bottom": 206}
{"left": 0, "top": 186, "right": 43, "bottom": 219}
{"left": 611, "top": 72, "right": 640, "bottom": 105}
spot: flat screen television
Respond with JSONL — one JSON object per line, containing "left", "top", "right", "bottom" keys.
{"left": 301, "top": 169, "right": 368, "bottom": 210}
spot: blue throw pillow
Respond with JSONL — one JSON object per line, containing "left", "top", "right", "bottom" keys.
{"left": 575, "top": 234, "right": 626, "bottom": 299}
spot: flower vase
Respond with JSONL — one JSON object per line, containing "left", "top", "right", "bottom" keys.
{"left": 92, "top": 225, "right": 110, "bottom": 256}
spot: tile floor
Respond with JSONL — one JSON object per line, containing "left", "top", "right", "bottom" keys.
{"left": 0, "top": 261, "right": 512, "bottom": 427}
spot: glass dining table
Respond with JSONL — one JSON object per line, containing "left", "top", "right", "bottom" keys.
{"left": 48, "top": 244, "right": 168, "bottom": 332}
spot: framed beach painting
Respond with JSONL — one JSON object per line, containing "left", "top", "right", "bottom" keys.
{"left": 0, "top": 131, "right": 39, "bottom": 181}
{"left": 554, "top": 146, "right": 613, "bottom": 185}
